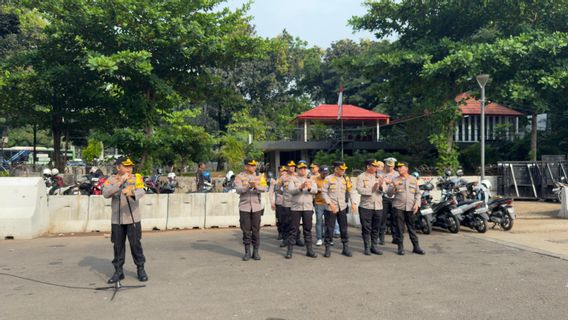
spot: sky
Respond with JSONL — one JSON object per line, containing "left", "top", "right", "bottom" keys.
{"left": 223, "top": 0, "right": 376, "bottom": 48}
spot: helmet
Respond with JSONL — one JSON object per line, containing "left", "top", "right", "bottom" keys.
{"left": 167, "top": 172, "right": 176, "bottom": 179}
{"left": 481, "top": 179, "right": 492, "bottom": 190}
{"left": 89, "top": 166, "right": 98, "bottom": 174}
{"left": 456, "top": 169, "right": 464, "bottom": 177}
{"left": 226, "top": 170, "right": 234, "bottom": 180}
{"left": 203, "top": 171, "right": 211, "bottom": 180}
{"left": 156, "top": 168, "right": 163, "bottom": 175}
{"left": 444, "top": 169, "right": 452, "bottom": 177}
{"left": 51, "top": 168, "right": 59, "bottom": 175}
{"left": 43, "top": 168, "right": 52, "bottom": 176}
{"left": 411, "top": 171, "right": 420, "bottom": 179}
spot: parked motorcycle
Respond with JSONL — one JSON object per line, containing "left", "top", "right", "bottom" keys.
{"left": 415, "top": 181, "right": 433, "bottom": 234}
{"left": 474, "top": 180, "right": 515, "bottom": 231}
{"left": 455, "top": 199, "right": 489, "bottom": 233}
{"left": 430, "top": 178, "right": 461, "bottom": 233}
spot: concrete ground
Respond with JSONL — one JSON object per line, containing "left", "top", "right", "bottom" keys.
{"left": 2, "top": 218, "right": 568, "bottom": 320}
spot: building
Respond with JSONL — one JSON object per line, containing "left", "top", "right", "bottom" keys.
{"left": 454, "top": 93, "right": 524, "bottom": 143}
{"left": 263, "top": 104, "right": 390, "bottom": 171}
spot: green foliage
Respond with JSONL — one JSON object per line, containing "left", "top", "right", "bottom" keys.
{"left": 6, "top": 125, "right": 52, "bottom": 147}
{"left": 82, "top": 138, "right": 103, "bottom": 163}
{"left": 429, "top": 133, "right": 460, "bottom": 175}
{"left": 219, "top": 134, "right": 245, "bottom": 170}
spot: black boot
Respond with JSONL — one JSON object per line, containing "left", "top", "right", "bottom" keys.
{"left": 397, "top": 243, "right": 405, "bottom": 256}
{"left": 285, "top": 244, "right": 293, "bottom": 259}
{"left": 137, "top": 266, "right": 148, "bottom": 282}
{"left": 370, "top": 241, "right": 383, "bottom": 255}
{"left": 242, "top": 245, "right": 251, "bottom": 261}
{"left": 363, "top": 236, "right": 371, "bottom": 256}
{"left": 341, "top": 242, "right": 352, "bottom": 257}
{"left": 378, "top": 233, "right": 385, "bottom": 245}
{"left": 107, "top": 269, "right": 124, "bottom": 284}
{"left": 412, "top": 245, "right": 425, "bottom": 255}
{"left": 306, "top": 244, "right": 317, "bottom": 258}
{"left": 252, "top": 246, "right": 261, "bottom": 260}
{"left": 324, "top": 245, "right": 331, "bottom": 258}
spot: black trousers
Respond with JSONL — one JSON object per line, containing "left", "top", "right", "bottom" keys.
{"left": 393, "top": 208, "right": 420, "bottom": 248}
{"left": 275, "top": 205, "right": 284, "bottom": 235}
{"left": 280, "top": 206, "right": 291, "bottom": 240}
{"left": 289, "top": 210, "right": 313, "bottom": 245}
{"left": 324, "top": 208, "right": 348, "bottom": 245}
{"left": 359, "top": 207, "right": 383, "bottom": 243}
{"left": 239, "top": 210, "right": 262, "bottom": 247}
{"left": 111, "top": 222, "right": 146, "bottom": 271}
{"left": 380, "top": 197, "right": 398, "bottom": 240}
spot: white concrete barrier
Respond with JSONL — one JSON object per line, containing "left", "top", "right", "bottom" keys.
{"left": 0, "top": 178, "right": 49, "bottom": 239}
{"left": 261, "top": 193, "right": 276, "bottom": 227}
{"left": 166, "top": 193, "right": 206, "bottom": 229}
{"left": 48, "top": 195, "right": 89, "bottom": 233}
{"left": 204, "top": 193, "right": 240, "bottom": 228}
{"left": 558, "top": 188, "right": 568, "bottom": 219}
{"left": 86, "top": 195, "right": 112, "bottom": 232}
{"left": 139, "top": 194, "right": 168, "bottom": 231}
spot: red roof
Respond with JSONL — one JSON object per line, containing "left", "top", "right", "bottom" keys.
{"left": 456, "top": 93, "right": 523, "bottom": 116}
{"left": 296, "top": 104, "right": 390, "bottom": 121}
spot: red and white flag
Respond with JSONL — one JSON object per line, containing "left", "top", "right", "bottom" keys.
{"left": 337, "top": 84, "right": 344, "bottom": 120}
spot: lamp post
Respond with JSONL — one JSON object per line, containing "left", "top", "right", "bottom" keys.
{"left": 476, "top": 74, "right": 490, "bottom": 181}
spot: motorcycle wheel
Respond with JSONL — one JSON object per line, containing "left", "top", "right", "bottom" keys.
{"left": 500, "top": 209, "right": 514, "bottom": 231}
{"left": 447, "top": 214, "right": 460, "bottom": 234}
{"left": 474, "top": 216, "right": 488, "bottom": 233}
{"left": 420, "top": 216, "right": 432, "bottom": 234}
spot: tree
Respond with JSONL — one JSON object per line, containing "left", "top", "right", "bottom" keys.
{"left": 351, "top": 0, "right": 568, "bottom": 165}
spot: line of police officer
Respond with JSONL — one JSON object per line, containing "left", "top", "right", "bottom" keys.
{"left": 235, "top": 157, "right": 425, "bottom": 261}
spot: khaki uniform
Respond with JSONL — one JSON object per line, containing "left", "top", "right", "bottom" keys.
{"left": 387, "top": 175, "right": 421, "bottom": 211}
{"left": 321, "top": 173, "right": 354, "bottom": 245}
{"left": 281, "top": 174, "right": 294, "bottom": 208}
{"left": 356, "top": 171, "right": 385, "bottom": 210}
{"left": 387, "top": 174, "right": 422, "bottom": 249}
{"left": 380, "top": 169, "right": 400, "bottom": 243}
{"left": 102, "top": 171, "right": 147, "bottom": 273}
{"left": 235, "top": 171, "right": 268, "bottom": 212}
{"left": 103, "top": 173, "right": 146, "bottom": 224}
{"left": 321, "top": 174, "right": 355, "bottom": 211}
{"left": 268, "top": 178, "right": 284, "bottom": 206}
{"left": 288, "top": 175, "right": 318, "bottom": 211}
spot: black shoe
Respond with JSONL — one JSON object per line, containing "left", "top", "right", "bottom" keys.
{"left": 391, "top": 239, "right": 398, "bottom": 244}
{"left": 285, "top": 245, "right": 293, "bottom": 259}
{"left": 370, "top": 244, "right": 383, "bottom": 255}
{"left": 107, "top": 271, "right": 124, "bottom": 284}
{"left": 137, "top": 267, "right": 148, "bottom": 282}
{"left": 341, "top": 243, "right": 352, "bottom": 257}
{"left": 252, "top": 247, "right": 261, "bottom": 260}
{"left": 330, "top": 240, "right": 335, "bottom": 246}
{"left": 242, "top": 245, "right": 251, "bottom": 261}
{"left": 295, "top": 238, "right": 305, "bottom": 247}
{"left": 306, "top": 245, "right": 317, "bottom": 258}
{"left": 324, "top": 245, "right": 331, "bottom": 258}
{"left": 397, "top": 244, "right": 405, "bottom": 256}
{"left": 412, "top": 247, "right": 425, "bottom": 255}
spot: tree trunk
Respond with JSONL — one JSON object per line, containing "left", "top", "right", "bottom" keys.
{"left": 530, "top": 111, "right": 538, "bottom": 161}
{"left": 52, "top": 126, "right": 62, "bottom": 170}
{"left": 139, "top": 123, "right": 153, "bottom": 169}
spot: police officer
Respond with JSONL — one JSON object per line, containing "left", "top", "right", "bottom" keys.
{"left": 102, "top": 157, "right": 148, "bottom": 283}
{"left": 380, "top": 157, "right": 400, "bottom": 245}
{"left": 356, "top": 159, "right": 386, "bottom": 256}
{"left": 386, "top": 162, "right": 425, "bottom": 256}
{"left": 279, "top": 160, "right": 304, "bottom": 247}
{"left": 312, "top": 165, "right": 329, "bottom": 246}
{"left": 286, "top": 160, "right": 318, "bottom": 259}
{"left": 235, "top": 158, "right": 268, "bottom": 261}
{"left": 269, "top": 166, "right": 287, "bottom": 240}
{"left": 321, "top": 161, "right": 357, "bottom": 257}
